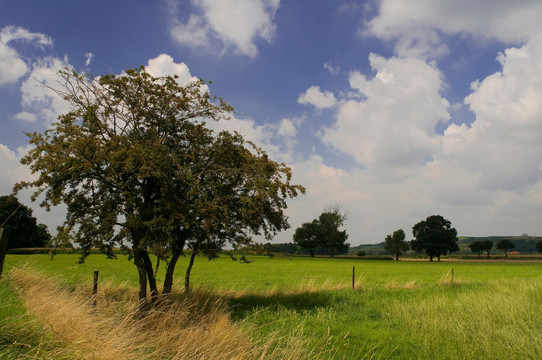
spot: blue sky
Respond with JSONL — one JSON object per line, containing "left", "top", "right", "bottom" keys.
{"left": 2, "top": 0, "right": 542, "bottom": 245}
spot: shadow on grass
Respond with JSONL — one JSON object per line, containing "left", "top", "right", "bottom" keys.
{"left": 223, "top": 290, "right": 336, "bottom": 320}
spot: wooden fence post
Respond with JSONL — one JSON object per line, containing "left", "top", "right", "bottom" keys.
{"left": 451, "top": 268, "right": 454, "bottom": 285}
{"left": 352, "top": 266, "right": 355, "bottom": 290}
{"left": 92, "top": 270, "right": 99, "bottom": 307}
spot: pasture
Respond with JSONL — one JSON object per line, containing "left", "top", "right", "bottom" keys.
{"left": 2, "top": 254, "right": 542, "bottom": 359}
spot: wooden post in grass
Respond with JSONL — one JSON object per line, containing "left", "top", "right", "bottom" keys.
{"left": 451, "top": 268, "right": 454, "bottom": 285}
{"left": 92, "top": 271, "right": 99, "bottom": 307}
{"left": 352, "top": 266, "right": 355, "bottom": 290}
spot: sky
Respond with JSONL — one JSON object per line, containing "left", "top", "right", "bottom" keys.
{"left": 1, "top": 0, "right": 542, "bottom": 245}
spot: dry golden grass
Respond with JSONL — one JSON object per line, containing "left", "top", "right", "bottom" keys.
{"left": 8, "top": 268, "right": 353, "bottom": 360}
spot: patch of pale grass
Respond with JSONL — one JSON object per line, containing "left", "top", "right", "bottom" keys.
{"left": 8, "top": 268, "right": 360, "bottom": 360}
{"left": 385, "top": 279, "right": 418, "bottom": 289}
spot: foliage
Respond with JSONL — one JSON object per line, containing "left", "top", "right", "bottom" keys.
{"left": 469, "top": 240, "right": 493, "bottom": 259}
{"left": 0, "top": 195, "right": 50, "bottom": 249}
{"left": 537, "top": 241, "right": 542, "bottom": 254}
{"left": 496, "top": 239, "right": 515, "bottom": 257}
{"left": 410, "top": 215, "right": 459, "bottom": 261}
{"left": 356, "top": 250, "right": 366, "bottom": 256}
{"left": 384, "top": 229, "right": 409, "bottom": 260}
{"left": 15, "top": 67, "right": 304, "bottom": 304}
{"left": 271, "top": 242, "right": 299, "bottom": 254}
{"left": 293, "top": 205, "right": 349, "bottom": 258}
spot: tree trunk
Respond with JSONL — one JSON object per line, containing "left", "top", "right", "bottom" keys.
{"left": 185, "top": 246, "right": 198, "bottom": 293}
{"left": 163, "top": 250, "right": 181, "bottom": 295}
{"left": 133, "top": 251, "right": 148, "bottom": 309}
{"left": 395, "top": 252, "right": 399, "bottom": 261}
{"left": 141, "top": 251, "right": 159, "bottom": 303}
{"left": 0, "top": 228, "right": 8, "bottom": 278}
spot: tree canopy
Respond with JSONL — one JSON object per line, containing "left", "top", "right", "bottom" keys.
{"left": 384, "top": 229, "right": 409, "bottom": 261}
{"left": 496, "top": 239, "right": 515, "bottom": 257}
{"left": 410, "top": 215, "right": 458, "bottom": 261}
{"left": 0, "top": 195, "right": 50, "bottom": 250}
{"left": 0, "top": 195, "right": 51, "bottom": 277}
{"left": 469, "top": 240, "right": 493, "bottom": 259}
{"left": 293, "top": 205, "right": 349, "bottom": 258}
{"left": 16, "top": 67, "right": 304, "bottom": 305}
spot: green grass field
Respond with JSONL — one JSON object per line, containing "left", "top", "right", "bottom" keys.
{"left": 3, "top": 254, "right": 542, "bottom": 359}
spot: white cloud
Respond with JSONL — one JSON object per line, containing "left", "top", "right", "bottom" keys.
{"left": 14, "top": 111, "right": 37, "bottom": 122}
{"left": 170, "top": 0, "right": 280, "bottom": 57}
{"left": 19, "top": 56, "right": 71, "bottom": 126}
{"left": 145, "top": 53, "right": 200, "bottom": 86}
{"left": 0, "top": 26, "right": 52, "bottom": 85}
{"left": 277, "top": 118, "right": 296, "bottom": 138}
{"left": 297, "top": 86, "right": 338, "bottom": 109}
{"left": 322, "top": 53, "right": 449, "bottom": 175}
{"left": 324, "top": 62, "right": 340, "bottom": 75}
{"left": 443, "top": 37, "right": 542, "bottom": 191}
{"left": 365, "top": 0, "right": 542, "bottom": 58}
{"left": 84, "top": 52, "right": 93, "bottom": 67}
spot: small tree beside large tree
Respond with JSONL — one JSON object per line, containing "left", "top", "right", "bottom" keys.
{"left": 15, "top": 67, "right": 304, "bottom": 306}
{"left": 384, "top": 229, "right": 409, "bottom": 261}
{"left": 496, "top": 239, "right": 515, "bottom": 257}
{"left": 293, "top": 205, "right": 349, "bottom": 258}
{"left": 410, "top": 215, "right": 459, "bottom": 262}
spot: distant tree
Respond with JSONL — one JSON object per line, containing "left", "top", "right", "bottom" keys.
{"left": 384, "top": 229, "right": 409, "bottom": 261}
{"left": 293, "top": 205, "right": 349, "bottom": 258}
{"left": 317, "top": 205, "right": 349, "bottom": 258}
{"left": 356, "top": 250, "right": 366, "bottom": 257}
{"left": 496, "top": 239, "right": 515, "bottom": 257}
{"left": 293, "top": 220, "right": 319, "bottom": 257}
{"left": 536, "top": 241, "right": 542, "bottom": 254}
{"left": 410, "top": 215, "right": 459, "bottom": 262}
{"left": 272, "top": 242, "right": 299, "bottom": 254}
{"left": 0, "top": 195, "right": 50, "bottom": 249}
{"left": 469, "top": 240, "right": 493, "bottom": 259}
{"left": 0, "top": 195, "right": 51, "bottom": 277}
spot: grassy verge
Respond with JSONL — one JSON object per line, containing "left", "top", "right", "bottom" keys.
{"left": 3, "top": 254, "right": 542, "bottom": 359}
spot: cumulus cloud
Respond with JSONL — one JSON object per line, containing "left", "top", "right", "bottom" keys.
{"left": 0, "top": 26, "right": 52, "bottom": 85}
{"left": 365, "top": 0, "right": 542, "bottom": 57}
{"left": 169, "top": 0, "right": 280, "bottom": 57}
{"left": 322, "top": 53, "right": 449, "bottom": 176}
{"left": 443, "top": 37, "right": 542, "bottom": 191}
{"left": 297, "top": 86, "right": 338, "bottom": 109}
{"left": 19, "top": 56, "right": 71, "bottom": 126}
{"left": 145, "top": 53, "right": 199, "bottom": 86}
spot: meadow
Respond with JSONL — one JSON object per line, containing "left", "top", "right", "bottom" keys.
{"left": 2, "top": 253, "right": 542, "bottom": 359}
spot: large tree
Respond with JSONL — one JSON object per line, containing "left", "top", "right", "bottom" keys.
{"left": 293, "top": 206, "right": 349, "bottom": 258}
{"left": 411, "top": 215, "right": 458, "bottom": 262}
{"left": 16, "top": 67, "right": 304, "bottom": 305}
{"left": 384, "top": 229, "right": 409, "bottom": 261}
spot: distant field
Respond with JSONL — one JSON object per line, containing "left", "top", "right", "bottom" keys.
{"left": 3, "top": 254, "right": 542, "bottom": 359}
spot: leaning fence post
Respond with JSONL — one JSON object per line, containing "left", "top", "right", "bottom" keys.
{"left": 352, "top": 266, "right": 355, "bottom": 290}
{"left": 92, "top": 270, "right": 99, "bottom": 307}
